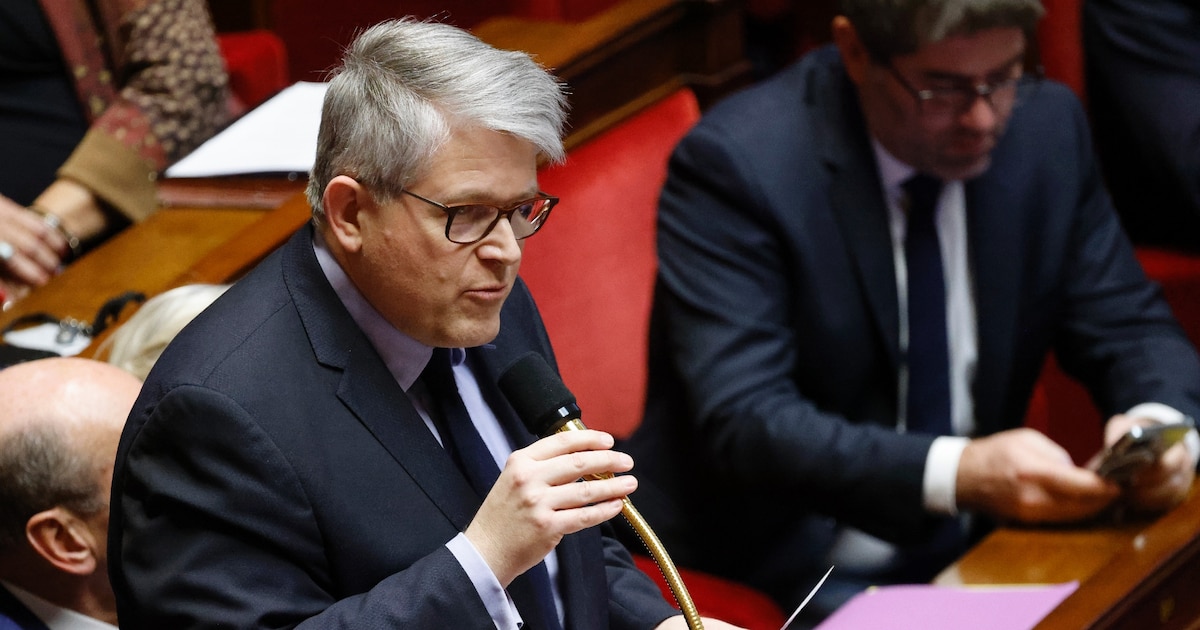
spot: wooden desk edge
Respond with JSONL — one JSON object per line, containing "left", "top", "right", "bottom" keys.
{"left": 1034, "top": 487, "right": 1200, "bottom": 628}
{"left": 169, "top": 190, "right": 312, "bottom": 288}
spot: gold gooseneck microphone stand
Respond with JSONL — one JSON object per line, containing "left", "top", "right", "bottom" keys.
{"left": 498, "top": 352, "right": 704, "bottom": 630}
{"left": 555, "top": 419, "right": 705, "bottom": 630}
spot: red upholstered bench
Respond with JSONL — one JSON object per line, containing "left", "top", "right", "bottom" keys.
{"left": 217, "top": 30, "right": 290, "bottom": 115}
{"left": 523, "top": 88, "right": 788, "bottom": 629}
{"left": 525, "top": 87, "right": 699, "bottom": 439}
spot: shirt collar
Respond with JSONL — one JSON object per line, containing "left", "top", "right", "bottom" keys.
{"left": 312, "top": 231, "right": 444, "bottom": 390}
{"left": 0, "top": 581, "right": 117, "bottom": 630}
{"left": 871, "top": 138, "right": 918, "bottom": 202}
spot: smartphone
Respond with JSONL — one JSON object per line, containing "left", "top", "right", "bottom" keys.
{"left": 1092, "top": 417, "right": 1196, "bottom": 483}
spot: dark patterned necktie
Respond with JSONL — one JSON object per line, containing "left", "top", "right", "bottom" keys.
{"left": 420, "top": 348, "right": 563, "bottom": 630}
{"left": 903, "top": 174, "right": 951, "bottom": 436}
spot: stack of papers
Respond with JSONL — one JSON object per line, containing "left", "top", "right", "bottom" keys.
{"left": 814, "top": 582, "right": 1078, "bottom": 630}
{"left": 165, "top": 81, "right": 329, "bottom": 178}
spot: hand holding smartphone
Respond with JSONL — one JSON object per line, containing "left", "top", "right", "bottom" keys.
{"left": 1091, "top": 416, "right": 1196, "bottom": 484}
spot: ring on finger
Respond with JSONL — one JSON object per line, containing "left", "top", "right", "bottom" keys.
{"left": 40, "top": 212, "right": 62, "bottom": 231}
{"left": 0, "top": 241, "right": 14, "bottom": 262}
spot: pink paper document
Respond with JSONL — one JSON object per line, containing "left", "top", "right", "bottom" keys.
{"left": 815, "top": 581, "right": 1079, "bottom": 630}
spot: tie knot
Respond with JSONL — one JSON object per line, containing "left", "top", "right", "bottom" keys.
{"left": 420, "top": 347, "right": 456, "bottom": 395}
{"left": 903, "top": 174, "right": 943, "bottom": 220}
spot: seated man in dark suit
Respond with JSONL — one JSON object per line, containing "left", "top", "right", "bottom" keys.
{"left": 0, "top": 357, "right": 142, "bottom": 629}
{"left": 107, "top": 17, "right": 738, "bottom": 630}
{"left": 623, "top": 0, "right": 1200, "bottom": 624}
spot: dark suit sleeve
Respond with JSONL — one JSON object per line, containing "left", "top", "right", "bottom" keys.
{"left": 651, "top": 120, "right": 935, "bottom": 542}
{"left": 112, "top": 385, "right": 497, "bottom": 630}
{"left": 1044, "top": 91, "right": 1200, "bottom": 421}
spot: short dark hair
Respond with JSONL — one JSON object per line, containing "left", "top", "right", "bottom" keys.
{"left": 839, "top": 0, "right": 1044, "bottom": 63}
{"left": 0, "top": 424, "right": 105, "bottom": 551}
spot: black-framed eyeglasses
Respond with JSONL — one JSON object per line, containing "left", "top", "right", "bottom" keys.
{"left": 885, "top": 61, "right": 1042, "bottom": 117}
{"left": 400, "top": 189, "right": 559, "bottom": 245}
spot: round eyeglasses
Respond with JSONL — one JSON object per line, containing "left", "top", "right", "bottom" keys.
{"left": 401, "top": 189, "right": 559, "bottom": 244}
{"left": 886, "top": 61, "right": 1042, "bottom": 118}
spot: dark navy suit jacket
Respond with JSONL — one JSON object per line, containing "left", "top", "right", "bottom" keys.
{"left": 0, "top": 585, "right": 49, "bottom": 630}
{"left": 1084, "top": 0, "right": 1200, "bottom": 251}
{"left": 109, "top": 227, "right": 677, "bottom": 629}
{"left": 625, "top": 45, "right": 1200, "bottom": 604}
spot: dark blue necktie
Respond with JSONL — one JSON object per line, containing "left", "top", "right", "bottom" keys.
{"left": 420, "top": 348, "right": 563, "bottom": 630}
{"left": 899, "top": 175, "right": 966, "bottom": 578}
{"left": 903, "top": 174, "right": 952, "bottom": 436}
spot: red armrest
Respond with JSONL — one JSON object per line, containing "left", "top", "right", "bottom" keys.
{"left": 217, "top": 30, "right": 290, "bottom": 115}
{"left": 633, "top": 553, "right": 786, "bottom": 629}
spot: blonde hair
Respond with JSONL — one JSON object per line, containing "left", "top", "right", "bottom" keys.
{"left": 98, "top": 284, "right": 229, "bottom": 380}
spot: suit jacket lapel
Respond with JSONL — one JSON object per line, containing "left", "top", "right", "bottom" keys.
{"left": 286, "top": 240, "right": 590, "bottom": 627}
{"left": 820, "top": 70, "right": 902, "bottom": 369}
{"left": 965, "top": 172, "right": 1026, "bottom": 435}
{"left": 281, "top": 228, "right": 481, "bottom": 532}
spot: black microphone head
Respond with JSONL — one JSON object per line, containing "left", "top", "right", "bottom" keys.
{"left": 498, "top": 352, "right": 580, "bottom": 436}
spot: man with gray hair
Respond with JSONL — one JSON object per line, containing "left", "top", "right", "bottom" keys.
{"left": 623, "top": 0, "right": 1200, "bottom": 625}
{"left": 0, "top": 357, "right": 142, "bottom": 629}
{"left": 108, "top": 18, "right": 738, "bottom": 630}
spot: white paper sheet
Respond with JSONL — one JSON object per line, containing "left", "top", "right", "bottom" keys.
{"left": 165, "top": 81, "right": 329, "bottom": 178}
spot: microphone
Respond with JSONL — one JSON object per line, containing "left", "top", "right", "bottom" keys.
{"left": 498, "top": 352, "right": 704, "bottom": 630}
{"left": 498, "top": 353, "right": 585, "bottom": 436}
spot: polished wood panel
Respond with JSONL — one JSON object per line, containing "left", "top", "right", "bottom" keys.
{"left": 158, "top": 176, "right": 305, "bottom": 210}
{"left": 0, "top": 180, "right": 308, "bottom": 357}
{"left": 171, "top": 189, "right": 311, "bottom": 287}
{"left": 475, "top": 0, "right": 752, "bottom": 149}
{"left": 1, "top": 208, "right": 265, "bottom": 334}
{"left": 936, "top": 488, "right": 1200, "bottom": 629}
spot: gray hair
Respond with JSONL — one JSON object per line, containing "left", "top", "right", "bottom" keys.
{"left": 306, "top": 18, "right": 569, "bottom": 219}
{"left": 839, "top": 0, "right": 1044, "bottom": 63}
{"left": 0, "top": 424, "right": 105, "bottom": 551}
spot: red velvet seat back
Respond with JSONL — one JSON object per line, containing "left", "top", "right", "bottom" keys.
{"left": 217, "top": 30, "right": 290, "bottom": 114}
{"left": 527, "top": 87, "right": 788, "bottom": 630}
{"left": 522, "top": 88, "right": 700, "bottom": 439}
{"left": 1037, "top": 0, "right": 1085, "bottom": 100}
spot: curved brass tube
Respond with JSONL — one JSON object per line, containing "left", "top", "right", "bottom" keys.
{"left": 621, "top": 497, "right": 705, "bottom": 630}
{"left": 558, "top": 419, "right": 704, "bottom": 629}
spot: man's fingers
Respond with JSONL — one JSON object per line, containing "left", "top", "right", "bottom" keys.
{"left": 521, "top": 429, "right": 616, "bottom": 459}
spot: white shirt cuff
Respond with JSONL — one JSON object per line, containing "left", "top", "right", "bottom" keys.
{"left": 1123, "top": 402, "right": 1200, "bottom": 468}
{"left": 446, "top": 533, "right": 523, "bottom": 629}
{"left": 923, "top": 436, "right": 970, "bottom": 515}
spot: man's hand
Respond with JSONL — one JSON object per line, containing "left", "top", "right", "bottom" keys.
{"left": 465, "top": 429, "right": 635, "bottom": 586}
{"left": 1099, "top": 414, "right": 1195, "bottom": 513}
{"left": 957, "top": 427, "right": 1120, "bottom": 523}
{"left": 655, "top": 615, "right": 746, "bottom": 630}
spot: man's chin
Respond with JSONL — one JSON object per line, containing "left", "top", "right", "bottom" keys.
{"left": 450, "top": 320, "right": 502, "bottom": 349}
{"left": 934, "top": 154, "right": 993, "bottom": 181}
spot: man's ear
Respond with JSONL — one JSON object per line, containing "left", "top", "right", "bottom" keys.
{"left": 323, "top": 175, "right": 372, "bottom": 254}
{"left": 832, "top": 15, "right": 870, "bottom": 86}
{"left": 25, "top": 508, "right": 98, "bottom": 576}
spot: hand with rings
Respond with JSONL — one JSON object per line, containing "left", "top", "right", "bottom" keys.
{"left": 0, "top": 195, "right": 70, "bottom": 293}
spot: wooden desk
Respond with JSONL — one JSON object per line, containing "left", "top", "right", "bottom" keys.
{"left": 935, "top": 488, "right": 1200, "bottom": 628}
{"left": 0, "top": 179, "right": 310, "bottom": 353}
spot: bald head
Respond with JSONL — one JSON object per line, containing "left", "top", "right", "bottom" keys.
{"left": 0, "top": 357, "right": 141, "bottom": 437}
{"left": 0, "top": 357, "right": 141, "bottom": 551}
{"left": 0, "top": 358, "right": 140, "bottom": 622}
